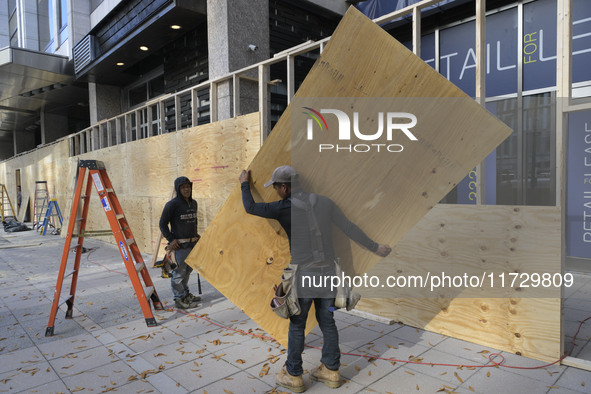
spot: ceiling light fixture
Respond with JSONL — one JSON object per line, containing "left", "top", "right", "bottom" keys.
{"left": 171, "top": 25, "right": 181, "bottom": 30}
{"left": 140, "top": 46, "right": 149, "bottom": 51}
{"left": 116, "top": 62, "right": 125, "bottom": 66}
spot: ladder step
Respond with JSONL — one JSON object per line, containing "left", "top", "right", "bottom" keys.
{"left": 135, "top": 263, "right": 145, "bottom": 272}
{"left": 58, "top": 295, "right": 73, "bottom": 307}
{"left": 144, "top": 286, "right": 155, "bottom": 299}
{"left": 116, "top": 214, "right": 125, "bottom": 220}
{"left": 126, "top": 238, "right": 135, "bottom": 246}
{"left": 106, "top": 188, "right": 114, "bottom": 193}
{"left": 75, "top": 217, "right": 84, "bottom": 221}
{"left": 64, "top": 270, "right": 76, "bottom": 278}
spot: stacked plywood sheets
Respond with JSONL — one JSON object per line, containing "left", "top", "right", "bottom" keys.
{"left": 186, "top": 7, "right": 513, "bottom": 348}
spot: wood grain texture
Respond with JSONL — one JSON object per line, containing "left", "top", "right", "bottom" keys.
{"left": 186, "top": 7, "right": 515, "bottom": 348}
{"left": 356, "top": 204, "right": 561, "bottom": 362}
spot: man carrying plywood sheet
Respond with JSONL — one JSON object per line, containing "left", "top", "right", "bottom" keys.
{"left": 239, "top": 166, "right": 391, "bottom": 392}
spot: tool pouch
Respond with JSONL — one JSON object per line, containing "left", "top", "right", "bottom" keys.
{"left": 333, "top": 259, "right": 361, "bottom": 311}
{"left": 270, "top": 264, "right": 300, "bottom": 319}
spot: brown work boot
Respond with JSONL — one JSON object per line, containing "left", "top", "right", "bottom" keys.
{"left": 276, "top": 367, "right": 306, "bottom": 393}
{"left": 310, "top": 363, "right": 341, "bottom": 388}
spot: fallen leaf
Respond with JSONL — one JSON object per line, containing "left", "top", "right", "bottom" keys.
{"left": 454, "top": 372, "right": 463, "bottom": 383}
{"left": 236, "top": 359, "right": 246, "bottom": 364}
{"left": 405, "top": 371, "right": 415, "bottom": 375}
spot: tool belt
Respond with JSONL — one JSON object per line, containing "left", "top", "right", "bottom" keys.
{"left": 270, "top": 264, "right": 301, "bottom": 319}
{"left": 177, "top": 236, "right": 200, "bottom": 244}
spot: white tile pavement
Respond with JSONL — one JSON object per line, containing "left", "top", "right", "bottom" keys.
{"left": 1, "top": 229, "right": 590, "bottom": 393}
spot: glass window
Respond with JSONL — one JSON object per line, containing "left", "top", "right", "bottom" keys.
{"left": 148, "top": 75, "right": 165, "bottom": 99}
{"left": 9, "top": 0, "right": 18, "bottom": 47}
{"left": 488, "top": 98, "right": 519, "bottom": 205}
{"left": 523, "top": 93, "right": 555, "bottom": 206}
{"left": 129, "top": 84, "right": 148, "bottom": 108}
{"left": 58, "top": 0, "right": 68, "bottom": 44}
{"left": 37, "top": 0, "right": 52, "bottom": 51}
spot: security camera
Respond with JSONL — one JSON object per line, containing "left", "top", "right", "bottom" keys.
{"left": 248, "top": 44, "right": 258, "bottom": 51}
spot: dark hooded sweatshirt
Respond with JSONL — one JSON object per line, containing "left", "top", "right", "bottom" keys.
{"left": 159, "top": 176, "right": 198, "bottom": 244}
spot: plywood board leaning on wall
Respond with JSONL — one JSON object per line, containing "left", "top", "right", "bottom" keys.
{"left": 0, "top": 113, "right": 260, "bottom": 262}
{"left": 68, "top": 113, "right": 261, "bottom": 256}
{"left": 356, "top": 204, "right": 561, "bottom": 362}
{"left": 186, "top": 7, "right": 514, "bottom": 348}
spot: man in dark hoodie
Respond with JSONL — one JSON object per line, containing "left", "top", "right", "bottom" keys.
{"left": 159, "top": 176, "right": 201, "bottom": 309}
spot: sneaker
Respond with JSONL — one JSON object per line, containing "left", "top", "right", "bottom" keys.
{"left": 276, "top": 367, "right": 306, "bottom": 393}
{"left": 310, "top": 363, "right": 341, "bottom": 388}
{"left": 174, "top": 295, "right": 199, "bottom": 309}
{"left": 186, "top": 292, "right": 201, "bottom": 302}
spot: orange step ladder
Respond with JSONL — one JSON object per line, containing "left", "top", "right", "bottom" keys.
{"left": 46, "top": 160, "right": 163, "bottom": 336}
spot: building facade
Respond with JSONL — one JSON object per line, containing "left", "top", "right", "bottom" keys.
{"left": 1, "top": 0, "right": 590, "bottom": 269}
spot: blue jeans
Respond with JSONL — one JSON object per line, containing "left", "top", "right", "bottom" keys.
{"left": 285, "top": 297, "right": 340, "bottom": 376}
{"left": 171, "top": 245, "right": 194, "bottom": 300}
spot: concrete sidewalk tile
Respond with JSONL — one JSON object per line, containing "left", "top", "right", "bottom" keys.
{"left": 490, "top": 351, "right": 565, "bottom": 384}
{"left": 432, "top": 336, "right": 505, "bottom": 364}
{"left": 389, "top": 324, "right": 447, "bottom": 347}
{"left": 363, "top": 365, "right": 464, "bottom": 394}
{"left": 217, "top": 337, "right": 283, "bottom": 370}
{"left": 20, "top": 378, "right": 70, "bottom": 393}
{"left": 0, "top": 360, "right": 60, "bottom": 393}
{"left": 103, "top": 316, "right": 160, "bottom": 340}
{"left": 162, "top": 352, "right": 241, "bottom": 391}
{"left": 460, "top": 364, "right": 559, "bottom": 394}
{"left": 348, "top": 332, "right": 431, "bottom": 363}
{"left": 37, "top": 332, "right": 103, "bottom": 360}
{"left": 206, "top": 305, "right": 251, "bottom": 325}
{"left": 146, "top": 371, "right": 189, "bottom": 394}
{"left": 111, "top": 378, "right": 162, "bottom": 394}
{"left": 0, "top": 346, "right": 46, "bottom": 374}
{"left": 337, "top": 323, "right": 386, "bottom": 351}
{"left": 0, "top": 310, "right": 17, "bottom": 328}
{"left": 0, "top": 324, "right": 34, "bottom": 353}
{"left": 48, "top": 345, "right": 117, "bottom": 377}
{"left": 243, "top": 360, "right": 287, "bottom": 390}
{"left": 161, "top": 313, "right": 222, "bottom": 339}
{"left": 199, "top": 371, "right": 274, "bottom": 393}
{"left": 542, "top": 364, "right": 591, "bottom": 392}
{"left": 142, "top": 338, "right": 208, "bottom": 369}
{"left": 188, "top": 323, "right": 253, "bottom": 350}
{"left": 405, "top": 348, "right": 480, "bottom": 385}
{"left": 60, "top": 358, "right": 138, "bottom": 392}
{"left": 121, "top": 326, "right": 181, "bottom": 354}
{"left": 339, "top": 352, "right": 400, "bottom": 387}
{"left": 90, "top": 328, "right": 119, "bottom": 345}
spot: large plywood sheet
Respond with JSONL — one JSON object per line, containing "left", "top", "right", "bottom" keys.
{"left": 186, "top": 7, "right": 514, "bottom": 348}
